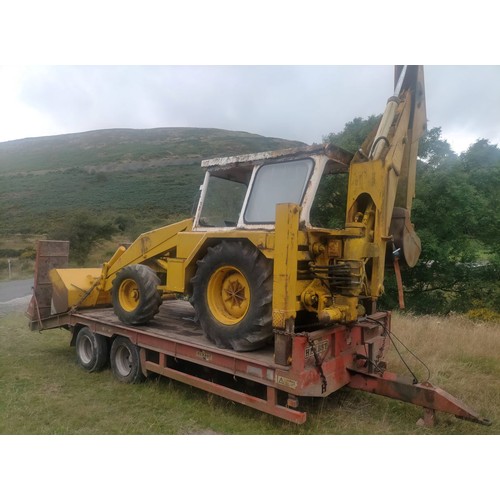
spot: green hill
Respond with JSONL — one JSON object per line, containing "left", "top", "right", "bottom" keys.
{"left": 0, "top": 127, "right": 306, "bottom": 242}
{"left": 0, "top": 127, "right": 305, "bottom": 174}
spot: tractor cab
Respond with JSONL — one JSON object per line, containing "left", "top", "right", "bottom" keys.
{"left": 193, "top": 144, "right": 353, "bottom": 231}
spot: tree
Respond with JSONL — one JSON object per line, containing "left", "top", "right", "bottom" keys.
{"left": 49, "top": 210, "right": 119, "bottom": 265}
{"left": 312, "top": 116, "right": 381, "bottom": 228}
{"left": 389, "top": 134, "right": 500, "bottom": 314}
{"left": 322, "top": 119, "right": 500, "bottom": 315}
{"left": 417, "top": 126, "right": 457, "bottom": 169}
{"left": 323, "top": 115, "right": 380, "bottom": 153}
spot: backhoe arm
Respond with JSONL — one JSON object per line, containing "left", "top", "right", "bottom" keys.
{"left": 344, "top": 65, "right": 427, "bottom": 302}
{"left": 391, "top": 65, "right": 427, "bottom": 214}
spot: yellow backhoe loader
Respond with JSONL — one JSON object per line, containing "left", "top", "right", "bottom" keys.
{"left": 49, "top": 65, "right": 426, "bottom": 352}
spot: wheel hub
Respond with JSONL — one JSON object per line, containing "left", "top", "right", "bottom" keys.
{"left": 207, "top": 266, "right": 250, "bottom": 325}
{"left": 119, "top": 278, "right": 140, "bottom": 312}
{"left": 223, "top": 278, "right": 246, "bottom": 308}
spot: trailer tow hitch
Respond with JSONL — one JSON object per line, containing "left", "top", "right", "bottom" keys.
{"left": 347, "top": 367, "right": 492, "bottom": 427}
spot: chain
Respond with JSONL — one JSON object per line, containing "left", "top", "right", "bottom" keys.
{"left": 307, "top": 336, "right": 328, "bottom": 393}
{"left": 375, "top": 323, "right": 388, "bottom": 369}
{"left": 273, "top": 329, "right": 327, "bottom": 393}
{"left": 273, "top": 328, "right": 306, "bottom": 337}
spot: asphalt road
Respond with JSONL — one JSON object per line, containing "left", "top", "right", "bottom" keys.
{"left": 0, "top": 278, "right": 33, "bottom": 315}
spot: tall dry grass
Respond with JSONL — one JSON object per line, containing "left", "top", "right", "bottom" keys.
{"left": 387, "top": 312, "right": 500, "bottom": 426}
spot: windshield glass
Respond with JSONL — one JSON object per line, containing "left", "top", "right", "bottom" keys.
{"left": 244, "top": 159, "right": 314, "bottom": 223}
{"left": 198, "top": 175, "right": 248, "bottom": 227}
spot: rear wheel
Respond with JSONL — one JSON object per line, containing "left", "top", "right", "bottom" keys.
{"left": 191, "top": 241, "right": 273, "bottom": 351}
{"left": 112, "top": 264, "right": 162, "bottom": 325}
{"left": 75, "top": 327, "right": 109, "bottom": 372}
{"left": 110, "top": 336, "right": 145, "bottom": 384}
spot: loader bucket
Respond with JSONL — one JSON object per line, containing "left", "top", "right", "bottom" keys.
{"left": 27, "top": 240, "right": 111, "bottom": 331}
{"left": 49, "top": 267, "right": 104, "bottom": 314}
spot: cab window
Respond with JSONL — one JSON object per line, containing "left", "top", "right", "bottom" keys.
{"left": 244, "top": 159, "right": 314, "bottom": 223}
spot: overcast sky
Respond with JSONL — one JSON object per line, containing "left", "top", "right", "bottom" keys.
{"left": 1, "top": 2, "right": 499, "bottom": 155}
{"left": 1, "top": 65, "right": 498, "bottom": 154}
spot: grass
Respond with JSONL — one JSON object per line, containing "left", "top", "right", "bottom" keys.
{"left": 0, "top": 310, "right": 498, "bottom": 435}
{"left": 0, "top": 164, "right": 204, "bottom": 236}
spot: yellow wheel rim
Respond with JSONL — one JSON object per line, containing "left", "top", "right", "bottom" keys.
{"left": 118, "top": 278, "right": 140, "bottom": 312}
{"left": 207, "top": 266, "right": 250, "bottom": 325}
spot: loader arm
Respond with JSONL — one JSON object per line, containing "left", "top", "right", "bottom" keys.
{"left": 100, "top": 218, "right": 193, "bottom": 292}
{"left": 47, "top": 218, "right": 194, "bottom": 314}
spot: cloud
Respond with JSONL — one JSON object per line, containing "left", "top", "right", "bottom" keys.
{"left": 11, "top": 66, "right": 392, "bottom": 143}
{"left": 425, "top": 66, "right": 500, "bottom": 149}
{"left": 1, "top": 65, "right": 499, "bottom": 153}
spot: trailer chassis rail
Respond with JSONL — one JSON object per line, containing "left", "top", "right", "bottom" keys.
{"left": 141, "top": 350, "right": 306, "bottom": 423}
{"left": 348, "top": 367, "right": 492, "bottom": 426}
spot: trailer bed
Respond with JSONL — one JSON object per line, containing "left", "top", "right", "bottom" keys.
{"left": 27, "top": 239, "right": 491, "bottom": 426}
{"left": 31, "top": 300, "right": 323, "bottom": 423}
{"left": 83, "top": 300, "right": 277, "bottom": 366}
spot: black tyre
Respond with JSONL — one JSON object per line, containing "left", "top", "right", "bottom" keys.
{"left": 190, "top": 241, "right": 273, "bottom": 351}
{"left": 110, "top": 336, "right": 145, "bottom": 384}
{"left": 112, "top": 264, "right": 162, "bottom": 325}
{"left": 75, "top": 327, "right": 109, "bottom": 372}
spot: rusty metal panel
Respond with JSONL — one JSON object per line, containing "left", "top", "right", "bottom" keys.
{"left": 143, "top": 359, "right": 306, "bottom": 424}
{"left": 201, "top": 144, "right": 353, "bottom": 172}
{"left": 27, "top": 240, "right": 69, "bottom": 323}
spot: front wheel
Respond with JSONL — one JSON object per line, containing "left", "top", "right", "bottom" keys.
{"left": 112, "top": 264, "right": 162, "bottom": 325}
{"left": 190, "top": 241, "right": 273, "bottom": 351}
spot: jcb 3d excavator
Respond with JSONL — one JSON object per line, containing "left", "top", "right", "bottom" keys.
{"left": 36, "top": 65, "right": 492, "bottom": 426}
{"left": 50, "top": 66, "right": 424, "bottom": 352}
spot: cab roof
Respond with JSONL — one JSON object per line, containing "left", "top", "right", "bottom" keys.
{"left": 200, "top": 143, "right": 354, "bottom": 182}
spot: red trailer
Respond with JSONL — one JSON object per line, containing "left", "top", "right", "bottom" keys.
{"left": 27, "top": 240, "right": 490, "bottom": 427}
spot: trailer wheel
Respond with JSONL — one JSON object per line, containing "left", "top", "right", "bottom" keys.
{"left": 110, "top": 336, "right": 145, "bottom": 384}
{"left": 191, "top": 241, "right": 273, "bottom": 351}
{"left": 75, "top": 327, "right": 109, "bottom": 372}
{"left": 112, "top": 264, "right": 162, "bottom": 325}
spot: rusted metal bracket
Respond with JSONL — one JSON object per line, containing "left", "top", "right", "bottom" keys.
{"left": 347, "top": 367, "right": 492, "bottom": 426}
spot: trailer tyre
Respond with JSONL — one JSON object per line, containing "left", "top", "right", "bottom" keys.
{"left": 110, "top": 336, "right": 145, "bottom": 384}
{"left": 75, "top": 327, "right": 109, "bottom": 372}
{"left": 191, "top": 241, "right": 273, "bottom": 351}
{"left": 112, "top": 264, "right": 162, "bottom": 325}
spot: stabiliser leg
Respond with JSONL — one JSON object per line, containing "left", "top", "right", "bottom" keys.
{"left": 347, "top": 368, "right": 492, "bottom": 426}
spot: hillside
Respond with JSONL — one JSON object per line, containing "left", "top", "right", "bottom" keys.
{"left": 0, "top": 127, "right": 306, "bottom": 174}
{"left": 0, "top": 127, "right": 307, "bottom": 274}
{"left": 0, "top": 127, "right": 305, "bottom": 220}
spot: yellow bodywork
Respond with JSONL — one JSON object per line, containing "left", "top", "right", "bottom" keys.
{"left": 49, "top": 65, "right": 426, "bottom": 346}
